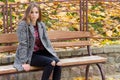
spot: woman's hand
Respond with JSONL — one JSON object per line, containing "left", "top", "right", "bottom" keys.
{"left": 22, "top": 64, "right": 30, "bottom": 71}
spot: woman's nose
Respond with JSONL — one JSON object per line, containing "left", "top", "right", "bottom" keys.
{"left": 33, "top": 13, "right": 36, "bottom": 16}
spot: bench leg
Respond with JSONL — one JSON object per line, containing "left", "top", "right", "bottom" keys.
{"left": 85, "top": 64, "right": 90, "bottom": 80}
{"left": 85, "top": 64, "right": 105, "bottom": 80}
{"left": 96, "top": 63, "right": 105, "bottom": 80}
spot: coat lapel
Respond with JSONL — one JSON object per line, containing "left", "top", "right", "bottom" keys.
{"left": 28, "top": 22, "right": 43, "bottom": 39}
{"left": 28, "top": 23, "right": 34, "bottom": 38}
{"left": 38, "top": 22, "right": 43, "bottom": 38}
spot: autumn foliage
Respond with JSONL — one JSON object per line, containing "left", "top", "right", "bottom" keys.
{"left": 0, "top": 0, "right": 120, "bottom": 46}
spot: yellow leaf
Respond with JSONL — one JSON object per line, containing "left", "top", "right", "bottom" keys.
{"left": 107, "top": 77, "right": 114, "bottom": 80}
{"left": 73, "top": 77, "right": 85, "bottom": 80}
{"left": 0, "top": 19, "right": 3, "bottom": 25}
{"left": 106, "top": 30, "right": 113, "bottom": 37}
{"left": 15, "top": 0, "right": 29, "bottom": 3}
{"left": 115, "top": 24, "right": 120, "bottom": 32}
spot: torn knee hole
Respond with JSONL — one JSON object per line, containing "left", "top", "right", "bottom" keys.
{"left": 51, "top": 61, "right": 56, "bottom": 66}
{"left": 56, "top": 62, "right": 62, "bottom": 66}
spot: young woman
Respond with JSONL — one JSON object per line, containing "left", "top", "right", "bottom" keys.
{"left": 13, "top": 2, "right": 61, "bottom": 80}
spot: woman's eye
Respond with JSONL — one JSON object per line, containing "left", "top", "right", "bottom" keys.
{"left": 35, "top": 12, "right": 38, "bottom": 14}
{"left": 31, "top": 11, "right": 33, "bottom": 14}
{"left": 30, "top": 11, "right": 38, "bottom": 14}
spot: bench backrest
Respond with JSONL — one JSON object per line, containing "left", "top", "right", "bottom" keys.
{"left": 0, "top": 31, "right": 92, "bottom": 53}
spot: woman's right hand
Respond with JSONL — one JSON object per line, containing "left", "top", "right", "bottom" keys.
{"left": 22, "top": 64, "right": 30, "bottom": 71}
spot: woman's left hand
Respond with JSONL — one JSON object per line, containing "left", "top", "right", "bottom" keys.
{"left": 22, "top": 64, "right": 31, "bottom": 71}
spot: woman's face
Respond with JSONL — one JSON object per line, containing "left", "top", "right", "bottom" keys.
{"left": 29, "top": 7, "right": 39, "bottom": 23}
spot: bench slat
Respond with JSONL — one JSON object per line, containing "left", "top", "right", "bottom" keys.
{"left": 48, "top": 31, "right": 91, "bottom": 41}
{"left": 0, "top": 45, "right": 17, "bottom": 53}
{"left": 61, "top": 56, "right": 107, "bottom": 66}
{"left": 0, "top": 33, "right": 18, "bottom": 43}
{"left": 0, "top": 56, "right": 107, "bottom": 75}
{"left": 52, "top": 41, "right": 90, "bottom": 48}
{"left": 0, "top": 65, "right": 43, "bottom": 75}
{"left": 0, "top": 41, "right": 90, "bottom": 52}
{"left": 0, "top": 31, "right": 91, "bottom": 43}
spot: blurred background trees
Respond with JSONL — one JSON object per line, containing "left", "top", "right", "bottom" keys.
{"left": 0, "top": 0, "right": 120, "bottom": 46}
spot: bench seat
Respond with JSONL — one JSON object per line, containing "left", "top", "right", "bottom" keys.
{"left": 0, "top": 55, "right": 107, "bottom": 75}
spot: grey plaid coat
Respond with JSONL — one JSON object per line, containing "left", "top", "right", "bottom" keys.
{"left": 13, "top": 21, "right": 58, "bottom": 71}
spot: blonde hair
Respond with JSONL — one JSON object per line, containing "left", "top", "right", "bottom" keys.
{"left": 22, "top": 2, "right": 41, "bottom": 25}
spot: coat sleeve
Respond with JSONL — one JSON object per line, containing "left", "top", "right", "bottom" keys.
{"left": 17, "top": 21, "right": 28, "bottom": 64}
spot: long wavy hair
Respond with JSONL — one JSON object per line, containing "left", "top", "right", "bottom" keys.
{"left": 22, "top": 2, "right": 41, "bottom": 25}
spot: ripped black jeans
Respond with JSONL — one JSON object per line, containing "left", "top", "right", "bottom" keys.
{"left": 30, "top": 50, "right": 61, "bottom": 80}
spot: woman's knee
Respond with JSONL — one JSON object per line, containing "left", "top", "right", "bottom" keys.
{"left": 51, "top": 60, "right": 56, "bottom": 66}
{"left": 50, "top": 61, "right": 62, "bottom": 67}
{"left": 56, "top": 61, "right": 62, "bottom": 66}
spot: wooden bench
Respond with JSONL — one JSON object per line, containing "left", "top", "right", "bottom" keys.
{"left": 0, "top": 31, "right": 107, "bottom": 80}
